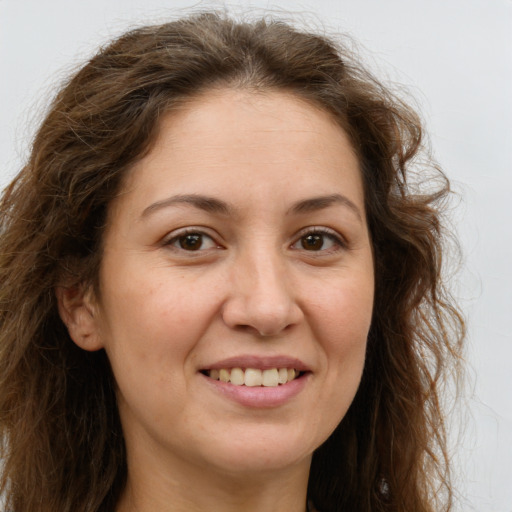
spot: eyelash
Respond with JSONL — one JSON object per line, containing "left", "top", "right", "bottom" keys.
{"left": 164, "top": 228, "right": 221, "bottom": 253}
{"left": 163, "top": 226, "right": 347, "bottom": 255}
{"left": 291, "top": 227, "right": 347, "bottom": 254}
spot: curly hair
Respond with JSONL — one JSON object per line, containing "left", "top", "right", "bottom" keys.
{"left": 0, "top": 11, "right": 464, "bottom": 512}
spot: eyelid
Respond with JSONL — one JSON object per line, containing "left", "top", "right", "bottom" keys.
{"left": 162, "top": 227, "right": 223, "bottom": 252}
{"left": 291, "top": 226, "right": 348, "bottom": 252}
{"left": 161, "top": 225, "right": 347, "bottom": 254}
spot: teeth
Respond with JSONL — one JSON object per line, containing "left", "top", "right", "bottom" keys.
{"left": 206, "top": 367, "right": 301, "bottom": 387}
{"left": 262, "top": 369, "right": 279, "bottom": 387}
{"left": 230, "top": 368, "right": 244, "bottom": 386}
{"left": 244, "top": 368, "right": 262, "bottom": 387}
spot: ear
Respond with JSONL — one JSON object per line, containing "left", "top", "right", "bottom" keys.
{"left": 55, "top": 283, "right": 104, "bottom": 351}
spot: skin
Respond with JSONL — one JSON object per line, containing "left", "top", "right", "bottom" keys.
{"left": 58, "top": 89, "right": 375, "bottom": 512}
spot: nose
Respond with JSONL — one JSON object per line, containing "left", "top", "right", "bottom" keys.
{"left": 221, "top": 249, "right": 304, "bottom": 337}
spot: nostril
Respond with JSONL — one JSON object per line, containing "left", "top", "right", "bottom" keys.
{"left": 221, "top": 279, "right": 304, "bottom": 336}
{"left": 233, "top": 323, "right": 281, "bottom": 337}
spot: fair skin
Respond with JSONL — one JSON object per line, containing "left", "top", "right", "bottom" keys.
{"left": 58, "top": 89, "right": 374, "bottom": 512}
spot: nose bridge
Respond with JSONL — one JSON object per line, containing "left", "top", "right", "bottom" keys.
{"left": 223, "top": 241, "right": 302, "bottom": 336}
{"left": 247, "top": 245, "right": 288, "bottom": 301}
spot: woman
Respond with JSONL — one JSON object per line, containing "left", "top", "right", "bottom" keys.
{"left": 0, "top": 11, "right": 464, "bottom": 512}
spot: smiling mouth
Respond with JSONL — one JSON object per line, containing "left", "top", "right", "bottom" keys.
{"left": 201, "top": 368, "right": 304, "bottom": 387}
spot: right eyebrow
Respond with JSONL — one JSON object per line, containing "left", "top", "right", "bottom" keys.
{"left": 140, "top": 194, "right": 232, "bottom": 219}
{"left": 289, "top": 193, "right": 363, "bottom": 223}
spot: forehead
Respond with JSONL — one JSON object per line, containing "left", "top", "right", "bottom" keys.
{"left": 154, "top": 88, "right": 354, "bottom": 158}
{"left": 117, "top": 88, "right": 364, "bottom": 216}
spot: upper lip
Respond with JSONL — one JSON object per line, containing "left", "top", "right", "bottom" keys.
{"left": 201, "top": 355, "right": 311, "bottom": 372}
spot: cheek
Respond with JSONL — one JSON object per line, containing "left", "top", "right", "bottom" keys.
{"left": 309, "top": 273, "right": 374, "bottom": 379}
{"left": 99, "top": 270, "right": 220, "bottom": 370}
{"left": 297, "top": 276, "right": 373, "bottom": 445}
{"left": 310, "top": 271, "right": 374, "bottom": 336}
{"left": 99, "top": 278, "right": 213, "bottom": 416}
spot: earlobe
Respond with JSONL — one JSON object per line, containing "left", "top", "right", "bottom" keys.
{"left": 55, "top": 284, "right": 104, "bottom": 351}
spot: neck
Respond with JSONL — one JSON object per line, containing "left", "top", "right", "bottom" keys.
{"left": 116, "top": 449, "right": 311, "bottom": 512}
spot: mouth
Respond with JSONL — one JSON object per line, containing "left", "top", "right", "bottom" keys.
{"left": 200, "top": 367, "right": 305, "bottom": 387}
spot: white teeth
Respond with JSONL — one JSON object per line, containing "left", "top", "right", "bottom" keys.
{"left": 230, "top": 367, "right": 244, "bottom": 386}
{"left": 244, "top": 368, "right": 262, "bottom": 387}
{"left": 278, "top": 367, "right": 288, "bottom": 384}
{"left": 262, "top": 368, "right": 279, "bottom": 387}
{"left": 206, "top": 367, "right": 301, "bottom": 387}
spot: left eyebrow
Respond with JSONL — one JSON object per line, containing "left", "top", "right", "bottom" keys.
{"left": 140, "top": 194, "right": 232, "bottom": 219}
{"left": 289, "top": 194, "right": 363, "bottom": 222}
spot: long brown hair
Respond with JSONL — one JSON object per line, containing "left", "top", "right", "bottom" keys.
{"left": 0, "top": 12, "right": 464, "bottom": 512}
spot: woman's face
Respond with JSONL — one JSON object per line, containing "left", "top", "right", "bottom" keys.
{"left": 77, "top": 90, "right": 374, "bottom": 478}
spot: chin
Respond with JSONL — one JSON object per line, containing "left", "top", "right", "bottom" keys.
{"left": 195, "top": 424, "right": 320, "bottom": 476}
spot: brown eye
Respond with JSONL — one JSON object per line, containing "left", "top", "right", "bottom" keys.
{"left": 167, "top": 231, "right": 218, "bottom": 252}
{"left": 292, "top": 228, "right": 344, "bottom": 253}
{"left": 301, "top": 234, "right": 324, "bottom": 251}
{"left": 179, "top": 234, "right": 203, "bottom": 251}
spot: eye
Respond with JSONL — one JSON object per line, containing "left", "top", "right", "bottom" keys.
{"left": 166, "top": 230, "right": 219, "bottom": 252}
{"left": 292, "top": 228, "right": 345, "bottom": 252}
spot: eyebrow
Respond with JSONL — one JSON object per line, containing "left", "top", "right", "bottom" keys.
{"left": 289, "top": 194, "right": 363, "bottom": 222}
{"left": 140, "top": 192, "right": 363, "bottom": 222}
{"left": 141, "top": 194, "right": 232, "bottom": 218}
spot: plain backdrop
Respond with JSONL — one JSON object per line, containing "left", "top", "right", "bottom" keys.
{"left": 1, "top": 0, "right": 511, "bottom": 510}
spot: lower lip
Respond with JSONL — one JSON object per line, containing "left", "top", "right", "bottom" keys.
{"left": 200, "top": 372, "right": 310, "bottom": 408}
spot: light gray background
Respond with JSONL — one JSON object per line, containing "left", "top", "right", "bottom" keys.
{"left": 1, "top": 1, "right": 511, "bottom": 510}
